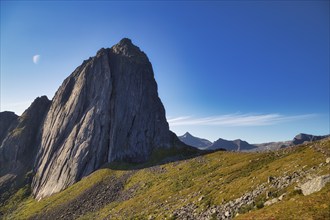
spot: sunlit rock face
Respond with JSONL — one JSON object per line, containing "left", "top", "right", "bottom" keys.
{"left": 32, "top": 38, "right": 175, "bottom": 200}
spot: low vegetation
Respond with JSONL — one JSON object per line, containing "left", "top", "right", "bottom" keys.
{"left": 1, "top": 139, "right": 329, "bottom": 219}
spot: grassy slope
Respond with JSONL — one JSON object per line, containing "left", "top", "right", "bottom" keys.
{"left": 2, "top": 139, "right": 330, "bottom": 219}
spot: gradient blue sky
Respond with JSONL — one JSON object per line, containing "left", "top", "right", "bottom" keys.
{"left": 1, "top": 1, "right": 329, "bottom": 143}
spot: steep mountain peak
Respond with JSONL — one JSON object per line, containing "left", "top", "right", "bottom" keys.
{"left": 118, "top": 37, "right": 133, "bottom": 46}
{"left": 183, "top": 132, "right": 193, "bottom": 137}
{"left": 31, "top": 38, "right": 176, "bottom": 200}
{"left": 111, "top": 38, "right": 148, "bottom": 63}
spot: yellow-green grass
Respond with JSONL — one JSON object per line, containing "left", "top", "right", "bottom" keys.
{"left": 4, "top": 139, "right": 330, "bottom": 220}
{"left": 3, "top": 169, "right": 122, "bottom": 219}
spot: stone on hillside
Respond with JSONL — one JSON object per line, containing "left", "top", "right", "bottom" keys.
{"left": 264, "top": 198, "right": 279, "bottom": 206}
{"left": 268, "top": 176, "right": 275, "bottom": 183}
{"left": 278, "top": 193, "right": 286, "bottom": 201}
{"left": 301, "top": 175, "right": 330, "bottom": 196}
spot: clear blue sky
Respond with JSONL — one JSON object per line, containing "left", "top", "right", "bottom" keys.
{"left": 1, "top": 1, "right": 329, "bottom": 143}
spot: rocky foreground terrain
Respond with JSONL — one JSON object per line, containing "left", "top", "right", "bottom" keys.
{"left": 1, "top": 138, "right": 329, "bottom": 219}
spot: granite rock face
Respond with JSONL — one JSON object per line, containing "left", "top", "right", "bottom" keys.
{"left": 0, "top": 96, "right": 50, "bottom": 177}
{"left": 32, "top": 38, "right": 175, "bottom": 200}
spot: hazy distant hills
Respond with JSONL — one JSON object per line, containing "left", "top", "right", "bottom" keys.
{"left": 208, "top": 138, "right": 257, "bottom": 151}
{"left": 178, "top": 132, "right": 257, "bottom": 151}
{"left": 179, "top": 132, "right": 329, "bottom": 152}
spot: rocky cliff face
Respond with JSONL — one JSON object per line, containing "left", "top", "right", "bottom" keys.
{"left": 32, "top": 38, "right": 175, "bottom": 200}
{"left": 0, "top": 111, "right": 18, "bottom": 144}
{"left": 0, "top": 96, "right": 50, "bottom": 202}
{"left": 0, "top": 96, "right": 50, "bottom": 177}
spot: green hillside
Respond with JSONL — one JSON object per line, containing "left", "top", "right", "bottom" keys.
{"left": 1, "top": 138, "right": 329, "bottom": 220}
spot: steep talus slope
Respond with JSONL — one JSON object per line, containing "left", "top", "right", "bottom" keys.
{"left": 0, "top": 111, "right": 18, "bottom": 144}
{"left": 5, "top": 138, "right": 329, "bottom": 220}
{"left": 32, "top": 38, "right": 175, "bottom": 200}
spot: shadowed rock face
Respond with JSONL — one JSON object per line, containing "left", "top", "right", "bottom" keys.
{"left": 32, "top": 38, "right": 174, "bottom": 200}
{"left": 0, "top": 111, "right": 18, "bottom": 144}
{"left": 0, "top": 96, "right": 51, "bottom": 177}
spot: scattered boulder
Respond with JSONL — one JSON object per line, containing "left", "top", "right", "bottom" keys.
{"left": 326, "top": 158, "right": 330, "bottom": 164}
{"left": 278, "top": 193, "right": 286, "bottom": 201}
{"left": 268, "top": 176, "right": 275, "bottom": 183}
{"left": 264, "top": 198, "right": 279, "bottom": 206}
{"left": 301, "top": 175, "right": 330, "bottom": 196}
{"left": 266, "top": 191, "right": 272, "bottom": 199}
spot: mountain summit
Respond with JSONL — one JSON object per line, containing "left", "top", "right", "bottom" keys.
{"left": 0, "top": 38, "right": 183, "bottom": 200}
{"left": 31, "top": 38, "right": 180, "bottom": 199}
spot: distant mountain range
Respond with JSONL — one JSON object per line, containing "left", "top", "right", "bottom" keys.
{"left": 178, "top": 132, "right": 329, "bottom": 152}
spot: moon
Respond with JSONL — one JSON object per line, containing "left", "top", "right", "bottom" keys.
{"left": 33, "top": 55, "right": 40, "bottom": 64}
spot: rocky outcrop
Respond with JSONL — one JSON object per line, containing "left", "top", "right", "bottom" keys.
{"left": 178, "top": 132, "right": 212, "bottom": 149}
{"left": 0, "top": 96, "right": 50, "bottom": 203}
{"left": 32, "top": 38, "right": 177, "bottom": 200}
{"left": 0, "top": 111, "right": 18, "bottom": 144}
{"left": 0, "top": 96, "right": 51, "bottom": 177}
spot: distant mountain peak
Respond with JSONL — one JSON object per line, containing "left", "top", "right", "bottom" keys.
{"left": 208, "top": 137, "right": 256, "bottom": 151}
{"left": 183, "top": 132, "right": 193, "bottom": 137}
{"left": 179, "top": 132, "right": 212, "bottom": 149}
